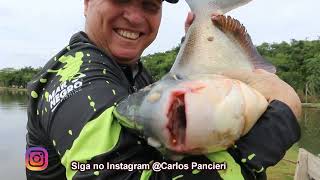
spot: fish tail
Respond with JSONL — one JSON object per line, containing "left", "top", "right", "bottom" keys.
{"left": 186, "top": 0, "right": 252, "bottom": 15}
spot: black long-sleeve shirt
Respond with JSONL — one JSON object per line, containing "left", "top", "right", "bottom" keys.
{"left": 26, "top": 32, "right": 300, "bottom": 180}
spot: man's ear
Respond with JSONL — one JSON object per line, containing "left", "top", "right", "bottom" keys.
{"left": 84, "top": 0, "right": 89, "bottom": 17}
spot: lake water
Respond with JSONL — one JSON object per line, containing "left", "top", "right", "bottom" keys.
{"left": 0, "top": 89, "right": 28, "bottom": 179}
{"left": 0, "top": 89, "right": 319, "bottom": 179}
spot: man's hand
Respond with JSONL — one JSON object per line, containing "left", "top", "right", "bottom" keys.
{"left": 184, "top": 12, "right": 195, "bottom": 33}
{"left": 222, "top": 69, "right": 302, "bottom": 120}
{"left": 184, "top": 12, "right": 221, "bottom": 33}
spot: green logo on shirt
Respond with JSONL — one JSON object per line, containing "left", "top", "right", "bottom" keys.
{"left": 48, "top": 51, "right": 85, "bottom": 83}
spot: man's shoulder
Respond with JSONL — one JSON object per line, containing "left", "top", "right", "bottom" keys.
{"left": 26, "top": 31, "right": 128, "bottom": 135}
{"left": 29, "top": 31, "right": 120, "bottom": 85}
{"left": 25, "top": 31, "right": 133, "bottom": 151}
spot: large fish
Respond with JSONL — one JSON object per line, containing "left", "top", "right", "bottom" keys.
{"left": 113, "top": 0, "right": 275, "bottom": 158}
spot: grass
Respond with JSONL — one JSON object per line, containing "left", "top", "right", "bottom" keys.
{"left": 302, "top": 103, "right": 320, "bottom": 108}
{"left": 266, "top": 144, "right": 299, "bottom": 180}
{"left": 0, "top": 86, "right": 27, "bottom": 91}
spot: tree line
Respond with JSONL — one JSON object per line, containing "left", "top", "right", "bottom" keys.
{"left": 1, "top": 39, "right": 319, "bottom": 102}
{"left": 0, "top": 67, "right": 41, "bottom": 88}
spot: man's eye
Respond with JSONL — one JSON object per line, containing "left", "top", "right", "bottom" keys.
{"left": 114, "top": 0, "right": 130, "bottom": 4}
{"left": 143, "top": 1, "right": 161, "bottom": 13}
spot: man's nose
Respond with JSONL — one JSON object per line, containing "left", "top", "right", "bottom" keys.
{"left": 123, "top": 5, "right": 145, "bottom": 26}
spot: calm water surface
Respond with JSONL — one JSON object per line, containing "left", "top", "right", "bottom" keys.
{"left": 0, "top": 89, "right": 319, "bottom": 179}
{"left": 0, "top": 89, "right": 28, "bottom": 179}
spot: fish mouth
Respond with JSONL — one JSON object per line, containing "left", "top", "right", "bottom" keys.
{"left": 166, "top": 91, "right": 187, "bottom": 148}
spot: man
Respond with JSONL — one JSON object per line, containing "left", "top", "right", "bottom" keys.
{"left": 26, "top": 0, "right": 301, "bottom": 179}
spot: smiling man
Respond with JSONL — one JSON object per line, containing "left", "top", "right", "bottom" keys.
{"left": 84, "top": 0, "right": 164, "bottom": 64}
{"left": 26, "top": 0, "right": 301, "bottom": 179}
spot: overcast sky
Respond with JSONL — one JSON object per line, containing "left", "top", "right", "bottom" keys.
{"left": 0, "top": 0, "right": 319, "bottom": 69}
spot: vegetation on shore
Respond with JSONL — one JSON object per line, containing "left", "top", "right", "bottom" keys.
{"left": 302, "top": 103, "right": 320, "bottom": 108}
{"left": 0, "top": 67, "right": 41, "bottom": 89}
{"left": 1, "top": 39, "right": 320, "bottom": 102}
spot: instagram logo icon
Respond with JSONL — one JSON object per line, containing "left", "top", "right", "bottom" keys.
{"left": 25, "top": 147, "right": 48, "bottom": 171}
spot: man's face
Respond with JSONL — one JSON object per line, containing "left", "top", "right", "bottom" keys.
{"left": 84, "top": 0, "right": 162, "bottom": 64}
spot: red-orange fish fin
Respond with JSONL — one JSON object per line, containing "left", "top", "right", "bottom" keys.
{"left": 212, "top": 15, "right": 276, "bottom": 73}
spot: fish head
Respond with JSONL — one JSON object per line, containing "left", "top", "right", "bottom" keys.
{"left": 158, "top": 74, "right": 245, "bottom": 154}
{"left": 115, "top": 74, "right": 268, "bottom": 156}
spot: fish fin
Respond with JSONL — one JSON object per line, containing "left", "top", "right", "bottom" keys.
{"left": 213, "top": 15, "right": 276, "bottom": 73}
{"left": 210, "top": 0, "right": 252, "bottom": 14}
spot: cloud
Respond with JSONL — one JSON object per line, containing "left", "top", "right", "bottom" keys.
{"left": 0, "top": 0, "right": 84, "bottom": 68}
{"left": 0, "top": 7, "right": 12, "bottom": 17}
{"left": 229, "top": 0, "right": 320, "bottom": 44}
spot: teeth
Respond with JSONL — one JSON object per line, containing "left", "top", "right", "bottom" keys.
{"left": 116, "top": 29, "right": 140, "bottom": 40}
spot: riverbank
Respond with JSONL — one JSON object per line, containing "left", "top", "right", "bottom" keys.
{"left": 0, "top": 87, "right": 27, "bottom": 92}
{"left": 302, "top": 103, "right": 320, "bottom": 108}
{"left": 0, "top": 87, "right": 319, "bottom": 102}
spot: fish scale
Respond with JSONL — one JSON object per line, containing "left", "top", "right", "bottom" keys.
{"left": 172, "top": 18, "right": 253, "bottom": 76}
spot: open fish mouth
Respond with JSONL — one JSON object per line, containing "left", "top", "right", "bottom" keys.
{"left": 165, "top": 89, "right": 208, "bottom": 154}
{"left": 166, "top": 90, "right": 187, "bottom": 148}
{"left": 165, "top": 82, "right": 206, "bottom": 153}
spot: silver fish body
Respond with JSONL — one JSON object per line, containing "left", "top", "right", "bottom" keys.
{"left": 171, "top": 17, "right": 253, "bottom": 76}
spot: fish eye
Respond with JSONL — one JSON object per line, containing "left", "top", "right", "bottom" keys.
{"left": 170, "top": 74, "right": 183, "bottom": 80}
{"left": 174, "top": 74, "right": 183, "bottom": 80}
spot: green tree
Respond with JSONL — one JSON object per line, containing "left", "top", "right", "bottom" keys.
{"left": 0, "top": 67, "right": 41, "bottom": 88}
{"left": 305, "top": 54, "right": 320, "bottom": 96}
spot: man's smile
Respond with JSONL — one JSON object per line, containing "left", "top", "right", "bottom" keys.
{"left": 84, "top": 0, "right": 162, "bottom": 61}
{"left": 114, "top": 28, "right": 142, "bottom": 40}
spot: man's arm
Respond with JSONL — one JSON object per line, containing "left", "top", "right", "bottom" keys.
{"left": 218, "top": 69, "right": 302, "bottom": 179}
{"left": 228, "top": 100, "right": 300, "bottom": 179}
